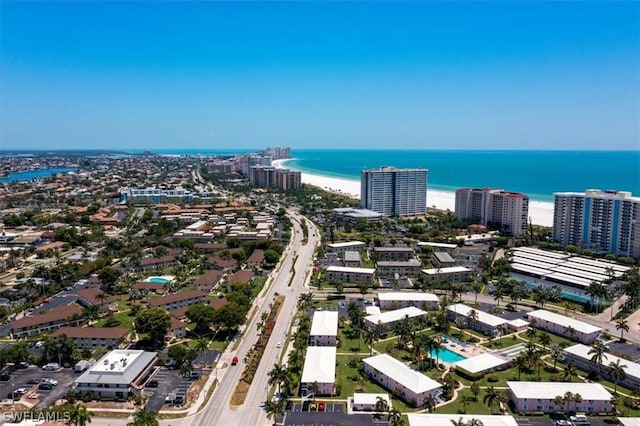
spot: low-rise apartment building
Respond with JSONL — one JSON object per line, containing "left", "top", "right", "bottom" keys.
{"left": 364, "top": 306, "right": 428, "bottom": 332}
{"left": 507, "top": 381, "right": 612, "bottom": 413}
{"left": 310, "top": 311, "right": 338, "bottom": 346}
{"left": 327, "top": 241, "right": 366, "bottom": 254}
{"left": 139, "top": 255, "right": 177, "bottom": 271}
{"left": 351, "top": 393, "right": 391, "bottom": 412}
{"left": 50, "top": 326, "right": 129, "bottom": 350}
{"left": 194, "top": 270, "right": 224, "bottom": 292}
{"left": 147, "top": 290, "right": 208, "bottom": 312}
{"left": 526, "top": 309, "right": 601, "bottom": 343}
{"left": 363, "top": 354, "right": 442, "bottom": 408}
{"left": 325, "top": 266, "right": 376, "bottom": 284}
{"left": 447, "top": 304, "right": 509, "bottom": 337}
{"left": 376, "top": 259, "right": 422, "bottom": 278}
{"left": 563, "top": 343, "right": 640, "bottom": 391}
{"left": 372, "top": 247, "right": 415, "bottom": 262}
{"left": 11, "top": 305, "right": 84, "bottom": 337}
{"left": 76, "top": 288, "right": 118, "bottom": 314}
{"left": 421, "top": 266, "right": 473, "bottom": 283}
{"left": 377, "top": 292, "right": 439, "bottom": 311}
{"left": 300, "top": 346, "right": 336, "bottom": 397}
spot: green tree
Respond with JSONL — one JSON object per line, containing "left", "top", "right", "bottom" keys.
{"left": 186, "top": 304, "right": 216, "bottom": 332}
{"left": 470, "top": 382, "right": 481, "bottom": 401}
{"left": 616, "top": 319, "right": 630, "bottom": 342}
{"left": 268, "top": 363, "right": 289, "bottom": 397}
{"left": 68, "top": 404, "right": 92, "bottom": 426}
{"left": 588, "top": 341, "right": 607, "bottom": 374}
{"left": 134, "top": 308, "right": 171, "bottom": 344}
{"left": 212, "top": 303, "right": 246, "bottom": 331}
{"left": 483, "top": 386, "right": 503, "bottom": 415}
{"left": 388, "top": 407, "right": 405, "bottom": 426}
{"left": 98, "top": 266, "right": 120, "bottom": 292}
{"left": 608, "top": 359, "right": 628, "bottom": 393}
{"left": 127, "top": 408, "right": 159, "bottom": 426}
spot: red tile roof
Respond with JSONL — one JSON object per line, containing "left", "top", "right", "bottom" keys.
{"left": 148, "top": 290, "right": 207, "bottom": 307}
{"left": 50, "top": 326, "right": 129, "bottom": 340}
{"left": 12, "top": 305, "right": 82, "bottom": 329}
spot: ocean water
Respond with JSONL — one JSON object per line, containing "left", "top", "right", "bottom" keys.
{"left": 283, "top": 150, "right": 640, "bottom": 203}
{"left": 0, "top": 167, "right": 78, "bottom": 184}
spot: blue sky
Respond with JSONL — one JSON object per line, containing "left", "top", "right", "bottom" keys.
{"left": 1, "top": 1, "right": 638, "bottom": 151}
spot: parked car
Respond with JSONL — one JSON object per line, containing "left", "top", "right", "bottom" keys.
{"left": 41, "top": 363, "right": 60, "bottom": 371}
{"left": 38, "top": 382, "right": 53, "bottom": 391}
{"left": 309, "top": 402, "right": 317, "bottom": 411}
{"left": 318, "top": 401, "right": 325, "bottom": 411}
{"left": 27, "top": 378, "right": 43, "bottom": 384}
{"left": 231, "top": 356, "right": 239, "bottom": 366}
{"left": 17, "top": 361, "right": 29, "bottom": 369}
{"left": 1, "top": 373, "right": 10, "bottom": 381}
{"left": 45, "top": 379, "right": 58, "bottom": 386}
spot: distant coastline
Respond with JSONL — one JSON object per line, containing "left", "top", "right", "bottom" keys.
{"left": 274, "top": 158, "right": 556, "bottom": 227}
{"left": 0, "top": 167, "right": 78, "bottom": 184}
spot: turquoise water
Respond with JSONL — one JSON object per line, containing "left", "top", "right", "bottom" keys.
{"left": 524, "top": 281, "right": 590, "bottom": 304}
{"left": 0, "top": 167, "right": 78, "bottom": 184}
{"left": 431, "top": 347, "right": 467, "bottom": 363}
{"left": 147, "top": 277, "right": 170, "bottom": 284}
{"left": 282, "top": 150, "right": 640, "bottom": 203}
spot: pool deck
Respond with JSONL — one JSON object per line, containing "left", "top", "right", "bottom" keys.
{"left": 442, "top": 338, "right": 490, "bottom": 359}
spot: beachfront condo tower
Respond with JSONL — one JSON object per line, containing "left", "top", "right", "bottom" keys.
{"left": 455, "top": 188, "right": 529, "bottom": 236}
{"left": 553, "top": 189, "right": 640, "bottom": 257}
{"left": 360, "top": 167, "right": 427, "bottom": 217}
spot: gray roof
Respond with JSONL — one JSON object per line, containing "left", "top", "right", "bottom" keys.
{"left": 433, "top": 252, "right": 455, "bottom": 263}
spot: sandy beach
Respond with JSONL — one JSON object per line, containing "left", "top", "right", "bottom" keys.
{"left": 273, "top": 159, "right": 554, "bottom": 227}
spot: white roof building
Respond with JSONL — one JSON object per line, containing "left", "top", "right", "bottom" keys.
{"left": 422, "top": 266, "right": 473, "bottom": 275}
{"left": 74, "top": 349, "right": 157, "bottom": 389}
{"left": 301, "top": 346, "right": 336, "bottom": 384}
{"left": 325, "top": 266, "right": 376, "bottom": 275}
{"left": 408, "top": 414, "right": 518, "bottom": 426}
{"left": 507, "top": 381, "right": 612, "bottom": 401}
{"left": 327, "top": 241, "right": 366, "bottom": 250}
{"left": 618, "top": 418, "right": 640, "bottom": 426}
{"left": 377, "top": 292, "right": 439, "bottom": 304}
{"left": 365, "top": 306, "right": 427, "bottom": 326}
{"left": 363, "top": 354, "right": 441, "bottom": 395}
{"left": 563, "top": 343, "right": 640, "bottom": 383}
{"left": 447, "top": 303, "right": 509, "bottom": 328}
{"left": 310, "top": 311, "right": 339, "bottom": 338}
{"left": 527, "top": 309, "right": 601, "bottom": 335}
{"left": 454, "top": 352, "right": 511, "bottom": 375}
{"left": 352, "top": 392, "right": 391, "bottom": 407}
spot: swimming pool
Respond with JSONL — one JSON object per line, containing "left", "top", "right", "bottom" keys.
{"left": 430, "top": 346, "right": 467, "bottom": 364}
{"left": 525, "top": 282, "right": 590, "bottom": 304}
{"left": 146, "top": 277, "right": 170, "bottom": 284}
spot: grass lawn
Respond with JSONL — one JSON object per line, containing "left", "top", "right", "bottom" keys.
{"left": 436, "top": 389, "right": 498, "bottom": 415}
{"left": 94, "top": 311, "right": 135, "bottom": 330}
{"left": 338, "top": 325, "right": 369, "bottom": 353}
{"left": 483, "top": 336, "right": 522, "bottom": 350}
{"left": 311, "top": 299, "right": 339, "bottom": 309}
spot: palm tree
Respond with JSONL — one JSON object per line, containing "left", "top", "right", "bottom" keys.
{"left": 268, "top": 363, "right": 289, "bottom": 397}
{"left": 298, "top": 292, "right": 313, "bottom": 310}
{"left": 264, "top": 399, "right": 286, "bottom": 426}
{"left": 308, "top": 381, "right": 320, "bottom": 400}
{"left": 563, "top": 363, "right": 577, "bottom": 381}
{"left": 564, "top": 325, "right": 576, "bottom": 341}
{"left": 616, "top": 319, "right": 630, "bottom": 342}
{"left": 562, "top": 391, "right": 573, "bottom": 412}
{"left": 68, "top": 404, "right": 92, "bottom": 426}
{"left": 375, "top": 395, "right": 389, "bottom": 413}
{"left": 467, "top": 419, "right": 485, "bottom": 426}
{"left": 179, "top": 362, "right": 193, "bottom": 378}
{"left": 451, "top": 418, "right": 467, "bottom": 426}
{"left": 364, "top": 328, "right": 376, "bottom": 356}
{"left": 589, "top": 341, "right": 607, "bottom": 374}
{"left": 553, "top": 395, "right": 564, "bottom": 412}
{"left": 538, "top": 332, "right": 551, "bottom": 349}
{"left": 425, "top": 393, "right": 437, "bottom": 412}
{"left": 515, "top": 353, "right": 528, "bottom": 380}
{"left": 468, "top": 309, "right": 479, "bottom": 331}
{"left": 608, "top": 360, "right": 628, "bottom": 393}
{"left": 525, "top": 327, "right": 537, "bottom": 343}
{"left": 529, "top": 351, "right": 544, "bottom": 381}
{"left": 127, "top": 409, "right": 159, "bottom": 426}
{"left": 483, "top": 386, "right": 502, "bottom": 415}
{"left": 550, "top": 344, "right": 562, "bottom": 372}
{"left": 388, "top": 407, "right": 404, "bottom": 426}
{"left": 573, "top": 393, "right": 583, "bottom": 412}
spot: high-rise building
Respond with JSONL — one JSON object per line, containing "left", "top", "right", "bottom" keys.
{"left": 455, "top": 188, "right": 529, "bottom": 236}
{"left": 360, "top": 167, "right": 427, "bottom": 217}
{"left": 553, "top": 189, "right": 640, "bottom": 257}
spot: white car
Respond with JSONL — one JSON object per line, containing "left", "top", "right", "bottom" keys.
{"left": 45, "top": 379, "right": 58, "bottom": 386}
{"left": 276, "top": 342, "right": 282, "bottom": 348}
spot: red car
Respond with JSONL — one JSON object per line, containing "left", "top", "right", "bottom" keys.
{"left": 231, "top": 356, "right": 239, "bottom": 366}
{"left": 318, "top": 402, "right": 325, "bottom": 412}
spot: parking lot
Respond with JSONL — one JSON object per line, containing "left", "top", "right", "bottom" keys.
{"left": 515, "top": 417, "right": 610, "bottom": 426}
{"left": 605, "top": 340, "right": 640, "bottom": 362}
{"left": 284, "top": 409, "right": 387, "bottom": 426}
{"left": 0, "top": 365, "right": 77, "bottom": 408}
{"left": 144, "top": 366, "right": 210, "bottom": 412}
{"left": 290, "top": 401, "right": 345, "bottom": 413}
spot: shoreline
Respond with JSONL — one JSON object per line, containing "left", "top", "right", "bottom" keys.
{"left": 274, "top": 159, "right": 554, "bottom": 227}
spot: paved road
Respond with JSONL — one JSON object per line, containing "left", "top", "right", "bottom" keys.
{"left": 180, "top": 210, "right": 320, "bottom": 426}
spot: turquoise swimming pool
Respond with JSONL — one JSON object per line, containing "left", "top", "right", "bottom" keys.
{"left": 430, "top": 346, "right": 467, "bottom": 363}
{"left": 147, "top": 277, "right": 170, "bottom": 284}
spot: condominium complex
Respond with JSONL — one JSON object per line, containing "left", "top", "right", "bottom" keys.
{"left": 361, "top": 167, "right": 427, "bottom": 217}
{"left": 552, "top": 189, "right": 640, "bottom": 257}
{"left": 250, "top": 166, "right": 302, "bottom": 190}
{"left": 455, "top": 188, "right": 529, "bottom": 236}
